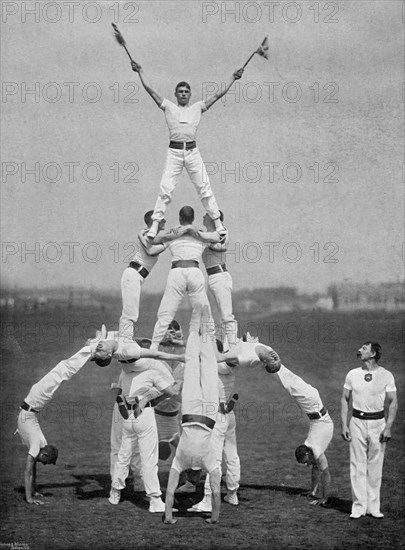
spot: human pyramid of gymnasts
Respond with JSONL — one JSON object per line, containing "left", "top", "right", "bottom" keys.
{"left": 17, "top": 47, "right": 396, "bottom": 524}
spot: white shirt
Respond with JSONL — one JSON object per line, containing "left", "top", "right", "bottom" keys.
{"left": 155, "top": 362, "right": 183, "bottom": 414}
{"left": 113, "top": 341, "right": 142, "bottom": 362}
{"left": 169, "top": 233, "right": 206, "bottom": 263}
{"left": 171, "top": 426, "right": 217, "bottom": 474}
{"left": 202, "top": 231, "right": 229, "bottom": 270}
{"left": 344, "top": 366, "right": 396, "bottom": 412}
{"left": 119, "top": 361, "right": 174, "bottom": 406}
{"left": 24, "top": 346, "right": 91, "bottom": 410}
{"left": 160, "top": 99, "right": 207, "bottom": 141}
{"left": 237, "top": 342, "right": 277, "bottom": 369}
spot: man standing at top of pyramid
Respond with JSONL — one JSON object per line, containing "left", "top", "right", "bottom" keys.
{"left": 130, "top": 60, "right": 244, "bottom": 240}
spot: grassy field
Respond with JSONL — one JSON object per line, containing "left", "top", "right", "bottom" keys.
{"left": 0, "top": 306, "right": 403, "bottom": 550}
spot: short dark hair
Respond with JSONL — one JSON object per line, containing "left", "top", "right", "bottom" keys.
{"left": 363, "top": 341, "right": 382, "bottom": 362}
{"left": 179, "top": 205, "right": 194, "bottom": 224}
{"left": 295, "top": 444, "right": 312, "bottom": 463}
{"left": 144, "top": 210, "right": 154, "bottom": 227}
{"left": 41, "top": 444, "right": 58, "bottom": 464}
{"left": 175, "top": 81, "right": 191, "bottom": 92}
{"left": 185, "top": 468, "right": 201, "bottom": 485}
{"left": 138, "top": 338, "right": 152, "bottom": 349}
{"left": 92, "top": 356, "right": 112, "bottom": 367}
{"left": 169, "top": 320, "right": 181, "bottom": 332}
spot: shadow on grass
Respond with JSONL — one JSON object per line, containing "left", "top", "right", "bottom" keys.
{"left": 71, "top": 474, "right": 150, "bottom": 508}
{"left": 73, "top": 474, "right": 207, "bottom": 513}
{"left": 240, "top": 482, "right": 307, "bottom": 494}
{"left": 15, "top": 478, "right": 352, "bottom": 516}
{"left": 240, "top": 484, "right": 352, "bottom": 514}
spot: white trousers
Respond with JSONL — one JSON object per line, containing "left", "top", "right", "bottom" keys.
{"left": 349, "top": 417, "right": 386, "bottom": 515}
{"left": 119, "top": 267, "right": 143, "bottom": 341}
{"left": 204, "top": 410, "right": 240, "bottom": 496}
{"left": 208, "top": 272, "right": 238, "bottom": 347}
{"left": 110, "top": 402, "right": 141, "bottom": 479}
{"left": 181, "top": 327, "right": 219, "bottom": 425}
{"left": 223, "top": 411, "right": 241, "bottom": 492}
{"left": 151, "top": 268, "right": 209, "bottom": 349}
{"left": 112, "top": 407, "right": 161, "bottom": 498}
{"left": 152, "top": 147, "right": 220, "bottom": 222}
{"left": 171, "top": 324, "right": 219, "bottom": 472}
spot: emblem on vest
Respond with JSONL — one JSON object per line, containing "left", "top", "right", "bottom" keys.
{"left": 364, "top": 373, "right": 373, "bottom": 382}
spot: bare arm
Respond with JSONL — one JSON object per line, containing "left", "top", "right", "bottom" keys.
{"left": 205, "top": 69, "right": 244, "bottom": 110}
{"left": 208, "top": 241, "right": 228, "bottom": 252}
{"left": 152, "top": 225, "right": 191, "bottom": 245}
{"left": 340, "top": 388, "right": 352, "bottom": 441}
{"left": 164, "top": 468, "right": 180, "bottom": 524}
{"left": 309, "top": 464, "right": 321, "bottom": 498}
{"left": 316, "top": 466, "right": 332, "bottom": 505}
{"left": 206, "top": 468, "right": 221, "bottom": 524}
{"left": 24, "top": 455, "right": 43, "bottom": 505}
{"left": 217, "top": 350, "right": 239, "bottom": 366}
{"left": 138, "top": 232, "right": 167, "bottom": 256}
{"left": 193, "top": 230, "right": 222, "bottom": 244}
{"left": 380, "top": 391, "right": 398, "bottom": 442}
{"left": 309, "top": 454, "right": 331, "bottom": 505}
{"left": 131, "top": 62, "right": 164, "bottom": 107}
{"left": 140, "top": 349, "right": 185, "bottom": 363}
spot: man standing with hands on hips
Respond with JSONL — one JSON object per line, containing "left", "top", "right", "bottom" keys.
{"left": 130, "top": 59, "right": 244, "bottom": 239}
{"left": 341, "top": 342, "right": 397, "bottom": 519}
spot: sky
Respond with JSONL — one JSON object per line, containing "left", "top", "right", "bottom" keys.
{"left": 1, "top": 0, "right": 404, "bottom": 294}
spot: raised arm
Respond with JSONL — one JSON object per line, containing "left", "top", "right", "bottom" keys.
{"left": 204, "top": 68, "right": 244, "bottom": 110}
{"left": 131, "top": 61, "right": 164, "bottom": 107}
{"left": 340, "top": 388, "right": 352, "bottom": 441}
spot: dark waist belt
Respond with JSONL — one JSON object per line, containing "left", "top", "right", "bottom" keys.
{"left": 307, "top": 407, "right": 327, "bottom": 420}
{"left": 128, "top": 262, "right": 149, "bottom": 279}
{"left": 155, "top": 409, "right": 179, "bottom": 417}
{"left": 127, "top": 401, "right": 152, "bottom": 410}
{"left": 172, "top": 260, "right": 199, "bottom": 269}
{"left": 181, "top": 414, "right": 215, "bottom": 430}
{"left": 206, "top": 264, "right": 227, "bottom": 276}
{"left": 21, "top": 401, "right": 38, "bottom": 413}
{"left": 353, "top": 408, "right": 385, "bottom": 420}
{"left": 169, "top": 140, "right": 196, "bottom": 150}
{"left": 129, "top": 261, "right": 149, "bottom": 279}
